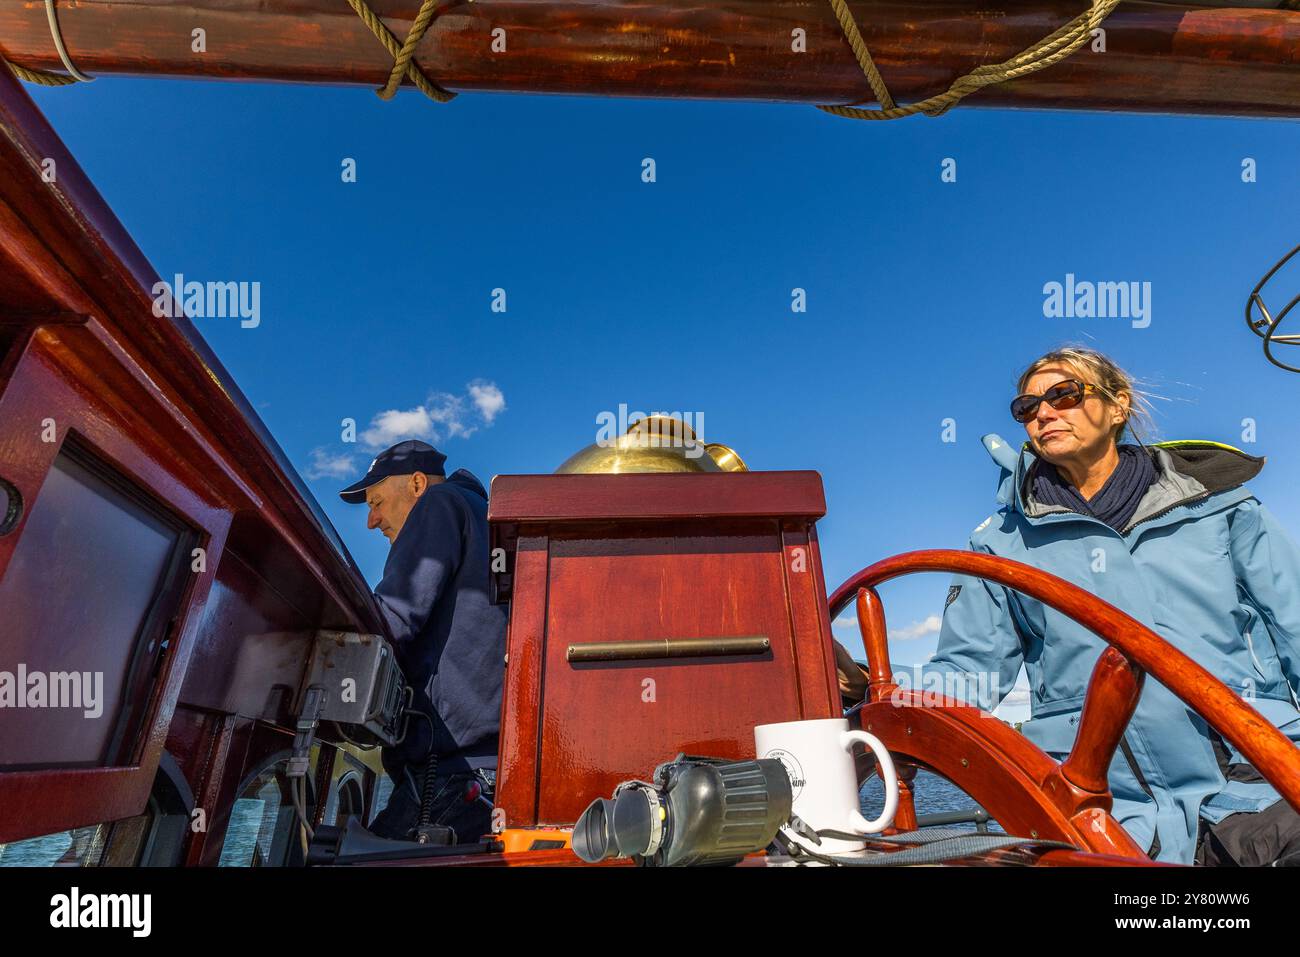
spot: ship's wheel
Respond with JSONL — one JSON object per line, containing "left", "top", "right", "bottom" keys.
{"left": 828, "top": 550, "right": 1300, "bottom": 861}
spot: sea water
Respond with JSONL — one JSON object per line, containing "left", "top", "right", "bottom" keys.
{"left": 861, "top": 768, "right": 1004, "bottom": 833}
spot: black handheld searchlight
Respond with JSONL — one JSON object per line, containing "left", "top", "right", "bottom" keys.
{"left": 572, "top": 754, "right": 792, "bottom": 867}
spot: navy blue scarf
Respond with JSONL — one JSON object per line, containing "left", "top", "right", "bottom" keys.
{"left": 1031, "top": 444, "right": 1158, "bottom": 532}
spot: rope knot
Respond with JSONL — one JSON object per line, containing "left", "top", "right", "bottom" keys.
{"left": 347, "top": 0, "right": 456, "bottom": 103}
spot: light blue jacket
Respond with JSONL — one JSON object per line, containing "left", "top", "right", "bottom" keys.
{"left": 925, "top": 434, "right": 1300, "bottom": 863}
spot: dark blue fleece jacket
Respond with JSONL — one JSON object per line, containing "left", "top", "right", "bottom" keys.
{"left": 373, "top": 469, "right": 506, "bottom": 773}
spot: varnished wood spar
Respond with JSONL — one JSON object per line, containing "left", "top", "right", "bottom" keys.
{"left": 0, "top": 2, "right": 1298, "bottom": 116}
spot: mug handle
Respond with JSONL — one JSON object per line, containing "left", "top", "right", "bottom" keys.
{"left": 839, "top": 730, "right": 899, "bottom": 834}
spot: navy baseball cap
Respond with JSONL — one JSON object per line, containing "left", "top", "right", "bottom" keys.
{"left": 338, "top": 440, "right": 447, "bottom": 504}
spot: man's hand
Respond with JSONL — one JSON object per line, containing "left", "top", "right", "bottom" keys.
{"left": 833, "top": 638, "right": 870, "bottom": 705}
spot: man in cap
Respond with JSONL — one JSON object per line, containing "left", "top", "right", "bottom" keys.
{"left": 339, "top": 440, "right": 506, "bottom": 844}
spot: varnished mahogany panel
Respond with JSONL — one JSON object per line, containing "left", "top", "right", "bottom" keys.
{"left": 493, "top": 536, "right": 550, "bottom": 829}
{"left": 490, "top": 471, "right": 827, "bottom": 523}
{"left": 536, "top": 526, "right": 806, "bottom": 822}
{"left": 784, "top": 523, "right": 842, "bottom": 717}
{"left": 178, "top": 550, "right": 315, "bottom": 723}
{"left": 163, "top": 705, "right": 221, "bottom": 800}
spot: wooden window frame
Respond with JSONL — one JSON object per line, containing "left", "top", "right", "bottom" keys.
{"left": 0, "top": 330, "right": 230, "bottom": 843}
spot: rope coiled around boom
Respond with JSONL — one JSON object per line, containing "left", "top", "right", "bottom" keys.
{"left": 819, "top": 0, "right": 1124, "bottom": 120}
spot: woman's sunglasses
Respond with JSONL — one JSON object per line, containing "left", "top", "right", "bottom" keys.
{"left": 1010, "top": 379, "right": 1098, "bottom": 423}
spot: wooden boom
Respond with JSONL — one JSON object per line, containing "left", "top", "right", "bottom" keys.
{"left": 1, "top": 1, "right": 1299, "bottom": 116}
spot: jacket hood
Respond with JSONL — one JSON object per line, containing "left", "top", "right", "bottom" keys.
{"left": 444, "top": 467, "right": 488, "bottom": 500}
{"left": 981, "top": 434, "right": 1024, "bottom": 509}
{"left": 980, "top": 434, "right": 1264, "bottom": 514}
{"left": 1155, "top": 440, "right": 1265, "bottom": 491}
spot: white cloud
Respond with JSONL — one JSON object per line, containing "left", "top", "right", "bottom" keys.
{"left": 357, "top": 380, "right": 506, "bottom": 450}
{"left": 837, "top": 612, "right": 942, "bottom": 642}
{"left": 360, "top": 406, "right": 437, "bottom": 448}
{"left": 468, "top": 380, "right": 506, "bottom": 423}
{"left": 888, "top": 615, "right": 943, "bottom": 642}
{"left": 304, "top": 447, "right": 357, "bottom": 480}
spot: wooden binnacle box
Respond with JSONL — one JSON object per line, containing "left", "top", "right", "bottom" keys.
{"left": 487, "top": 471, "right": 840, "bottom": 827}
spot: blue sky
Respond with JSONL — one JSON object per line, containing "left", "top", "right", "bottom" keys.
{"left": 29, "top": 79, "right": 1300, "bottom": 720}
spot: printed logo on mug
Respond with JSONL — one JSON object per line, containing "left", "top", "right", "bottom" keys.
{"left": 764, "top": 749, "right": 806, "bottom": 799}
{"left": 754, "top": 717, "right": 899, "bottom": 856}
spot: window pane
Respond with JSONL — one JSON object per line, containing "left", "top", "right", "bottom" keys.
{"left": 0, "top": 825, "right": 108, "bottom": 867}
{"left": 218, "top": 762, "right": 305, "bottom": 868}
{"left": 0, "top": 448, "right": 183, "bottom": 768}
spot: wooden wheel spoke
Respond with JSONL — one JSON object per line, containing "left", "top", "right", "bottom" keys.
{"left": 1058, "top": 646, "right": 1144, "bottom": 796}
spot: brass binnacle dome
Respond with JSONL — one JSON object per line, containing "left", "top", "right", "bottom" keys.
{"left": 555, "top": 415, "right": 749, "bottom": 474}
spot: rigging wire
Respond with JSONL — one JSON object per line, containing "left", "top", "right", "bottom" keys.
{"left": 1245, "top": 243, "right": 1300, "bottom": 374}
{"left": 1, "top": 1, "right": 91, "bottom": 87}
{"left": 45, "top": 0, "right": 93, "bottom": 82}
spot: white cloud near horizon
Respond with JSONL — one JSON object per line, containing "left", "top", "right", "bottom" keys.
{"left": 888, "top": 614, "right": 943, "bottom": 642}
{"left": 304, "top": 447, "right": 358, "bottom": 480}
{"left": 834, "top": 612, "right": 942, "bottom": 643}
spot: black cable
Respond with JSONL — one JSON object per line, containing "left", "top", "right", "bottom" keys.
{"left": 400, "top": 707, "right": 443, "bottom": 844}
{"left": 414, "top": 752, "right": 440, "bottom": 843}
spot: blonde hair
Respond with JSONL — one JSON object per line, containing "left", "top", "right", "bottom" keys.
{"left": 1015, "top": 347, "right": 1157, "bottom": 445}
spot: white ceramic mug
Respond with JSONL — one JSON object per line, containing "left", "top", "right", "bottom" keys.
{"left": 754, "top": 717, "right": 898, "bottom": 855}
